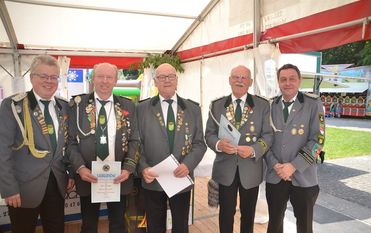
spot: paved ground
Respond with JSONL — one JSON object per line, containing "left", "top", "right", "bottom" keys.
{"left": 326, "top": 117, "right": 371, "bottom": 132}
{"left": 196, "top": 118, "right": 371, "bottom": 232}
{"left": 286, "top": 118, "right": 371, "bottom": 232}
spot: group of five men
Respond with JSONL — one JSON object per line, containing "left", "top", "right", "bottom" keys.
{"left": 0, "top": 55, "right": 324, "bottom": 233}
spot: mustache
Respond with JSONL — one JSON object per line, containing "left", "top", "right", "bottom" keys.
{"left": 235, "top": 83, "right": 245, "bottom": 87}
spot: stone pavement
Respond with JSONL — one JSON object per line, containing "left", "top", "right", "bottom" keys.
{"left": 195, "top": 118, "right": 371, "bottom": 232}
{"left": 285, "top": 118, "right": 371, "bottom": 232}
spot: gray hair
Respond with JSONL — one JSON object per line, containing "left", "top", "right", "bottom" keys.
{"left": 30, "top": 55, "right": 60, "bottom": 74}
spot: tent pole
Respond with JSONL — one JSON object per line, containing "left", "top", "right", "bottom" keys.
{"left": 253, "top": 0, "right": 261, "bottom": 95}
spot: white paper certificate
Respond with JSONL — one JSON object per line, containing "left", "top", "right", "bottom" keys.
{"left": 150, "top": 155, "right": 194, "bottom": 198}
{"left": 218, "top": 115, "right": 241, "bottom": 146}
{"left": 91, "top": 161, "right": 121, "bottom": 203}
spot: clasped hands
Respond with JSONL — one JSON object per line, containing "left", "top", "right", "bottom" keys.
{"left": 79, "top": 167, "right": 131, "bottom": 184}
{"left": 218, "top": 138, "right": 254, "bottom": 158}
{"left": 142, "top": 163, "right": 189, "bottom": 184}
{"left": 274, "top": 163, "right": 296, "bottom": 181}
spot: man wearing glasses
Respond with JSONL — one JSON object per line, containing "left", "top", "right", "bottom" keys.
{"left": 205, "top": 65, "right": 273, "bottom": 233}
{"left": 137, "top": 63, "right": 206, "bottom": 233}
{"left": 67, "top": 63, "right": 140, "bottom": 233}
{"left": 0, "top": 55, "right": 74, "bottom": 233}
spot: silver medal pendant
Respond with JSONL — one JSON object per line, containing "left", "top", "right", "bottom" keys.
{"left": 100, "top": 136, "right": 107, "bottom": 144}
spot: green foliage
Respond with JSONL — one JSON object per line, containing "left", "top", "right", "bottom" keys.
{"left": 321, "top": 40, "right": 371, "bottom": 66}
{"left": 321, "top": 41, "right": 366, "bottom": 66}
{"left": 137, "top": 53, "right": 184, "bottom": 74}
{"left": 324, "top": 127, "right": 371, "bottom": 160}
{"left": 360, "top": 40, "right": 371, "bottom": 65}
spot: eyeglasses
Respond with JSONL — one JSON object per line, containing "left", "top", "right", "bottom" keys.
{"left": 231, "top": 75, "right": 250, "bottom": 81}
{"left": 156, "top": 74, "right": 177, "bottom": 82}
{"left": 32, "top": 73, "right": 60, "bottom": 82}
{"left": 95, "top": 75, "right": 116, "bottom": 81}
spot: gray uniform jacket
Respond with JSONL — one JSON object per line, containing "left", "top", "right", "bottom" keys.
{"left": 265, "top": 92, "right": 325, "bottom": 187}
{"left": 0, "top": 91, "right": 69, "bottom": 208}
{"left": 67, "top": 93, "right": 140, "bottom": 196}
{"left": 137, "top": 95, "right": 207, "bottom": 192}
{"left": 205, "top": 94, "right": 273, "bottom": 189}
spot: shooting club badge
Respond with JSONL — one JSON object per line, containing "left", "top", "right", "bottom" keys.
{"left": 102, "top": 164, "right": 110, "bottom": 172}
{"left": 168, "top": 122, "right": 175, "bottom": 131}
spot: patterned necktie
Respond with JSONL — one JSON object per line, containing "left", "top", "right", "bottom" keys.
{"left": 40, "top": 100, "right": 57, "bottom": 153}
{"left": 235, "top": 99, "right": 242, "bottom": 125}
{"left": 96, "top": 99, "right": 109, "bottom": 160}
{"left": 165, "top": 99, "right": 175, "bottom": 154}
{"left": 283, "top": 101, "right": 294, "bottom": 123}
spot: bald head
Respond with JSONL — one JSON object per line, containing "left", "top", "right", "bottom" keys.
{"left": 155, "top": 63, "right": 177, "bottom": 77}
{"left": 230, "top": 65, "right": 251, "bottom": 77}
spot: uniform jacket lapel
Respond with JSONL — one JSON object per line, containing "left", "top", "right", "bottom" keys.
{"left": 173, "top": 95, "right": 187, "bottom": 157}
{"left": 286, "top": 92, "right": 304, "bottom": 125}
{"left": 150, "top": 95, "right": 168, "bottom": 138}
{"left": 223, "top": 94, "right": 254, "bottom": 130}
{"left": 54, "top": 98, "right": 64, "bottom": 154}
{"left": 27, "top": 91, "right": 52, "bottom": 150}
{"left": 273, "top": 96, "right": 285, "bottom": 129}
{"left": 81, "top": 93, "right": 96, "bottom": 137}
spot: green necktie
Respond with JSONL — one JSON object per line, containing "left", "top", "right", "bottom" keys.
{"left": 283, "top": 101, "right": 294, "bottom": 123}
{"left": 165, "top": 99, "right": 175, "bottom": 154}
{"left": 96, "top": 99, "right": 109, "bottom": 160}
{"left": 235, "top": 99, "right": 242, "bottom": 124}
{"left": 40, "top": 100, "right": 57, "bottom": 153}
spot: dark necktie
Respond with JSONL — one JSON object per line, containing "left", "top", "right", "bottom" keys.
{"left": 40, "top": 100, "right": 57, "bottom": 153}
{"left": 96, "top": 99, "right": 109, "bottom": 160}
{"left": 235, "top": 99, "right": 242, "bottom": 124}
{"left": 165, "top": 99, "right": 175, "bottom": 154}
{"left": 283, "top": 101, "right": 294, "bottom": 123}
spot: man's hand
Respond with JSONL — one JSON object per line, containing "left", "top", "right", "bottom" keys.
{"left": 218, "top": 138, "right": 238, "bottom": 154}
{"left": 5, "top": 194, "right": 21, "bottom": 208}
{"left": 142, "top": 167, "right": 158, "bottom": 183}
{"left": 114, "top": 170, "right": 131, "bottom": 184}
{"left": 174, "top": 163, "right": 189, "bottom": 178}
{"left": 274, "top": 163, "right": 296, "bottom": 181}
{"left": 237, "top": 145, "right": 254, "bottom": 158}
{"left": 78, "top": 167, "right": 98, "bottom": 183}
{"left": 67, "top": 178, "right": 75, "bottom": 192}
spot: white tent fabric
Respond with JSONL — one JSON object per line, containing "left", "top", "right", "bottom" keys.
{"left": 178, "top": 0, "right": 357, "bottom": 51}
{"left": 1, "top": 0, "right": 211, "bottom": 53}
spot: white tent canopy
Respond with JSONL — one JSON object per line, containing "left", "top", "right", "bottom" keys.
{"left": 1, "top": 0, "right": 370, "bottom": 58}
{"left": 0, "top": 0, "right": 211, "bottom": 54}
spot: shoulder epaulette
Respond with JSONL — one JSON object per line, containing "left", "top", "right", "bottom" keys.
{"left": 139, "top": 97, "right": 150, "bottom": 103}
{"left": 114, "top": 94, "right": 131, "bottom": 101}
{"left": 69, "top": 94, "right": 87, "bottom": 107}
{"left": 304, "top": 92, "right": 319, "bottom": 99}
{"left": 211, "top": 96, "right": 225, "bottom": 103}
{"left": 11, "top": 92, "right": 27, "bottom": 102}
{"left": 255, "top": 95, "right": 270, "bottom": 102}
{"left": 187, "top": 99, "right": 200, "bottom": 106}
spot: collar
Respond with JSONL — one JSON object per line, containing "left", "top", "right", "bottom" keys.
{"left": 159, "top": 94, "right": 177, "bottom": 104}
{"left": 282, "top": 92, "right": 298, "bottom": 103}
{"left": 225, "top": 93, "right": 254, "bottom": 108}
{"left": 33, "top": 89, "right": 56, "bottom": 106}
{"left": 151, "top": 94, "right": 186, "bottom": 110}
{"left": 94, "top": 92, "right": 114, "bottom": 103}
{"left": 232, "top": 93, "right": 247, "bottom": 104}
{"left": 275, "top": 92, "right": 304, "bottom": 104}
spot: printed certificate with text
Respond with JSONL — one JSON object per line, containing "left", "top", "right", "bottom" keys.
{"left": 91, "top": 161, "right": 121, "bottom": 203}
